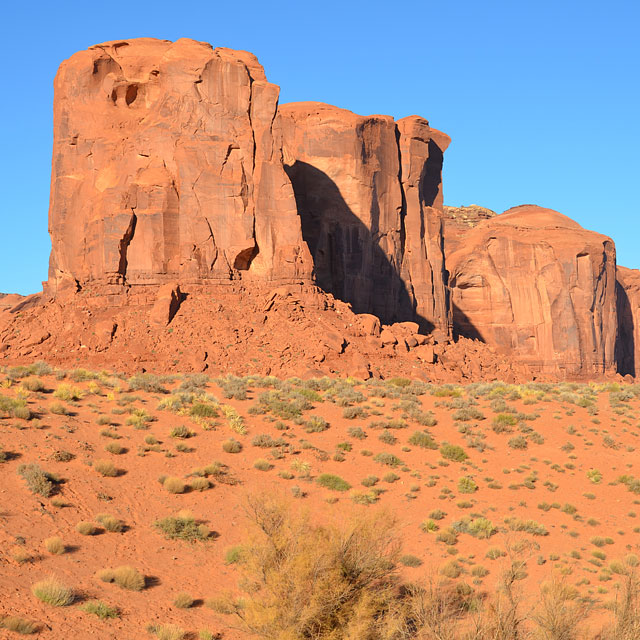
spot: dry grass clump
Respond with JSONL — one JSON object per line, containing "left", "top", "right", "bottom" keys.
{"left": 31, "top": 575, "right": 74, "bottom": 606}
{"left": 104, "top": 442, "right": 126, "bottom": 454}
{"left": 163, "top": 476, "right": 187, "bottom": 494}
{"left": 97, "top": 565, "right": 145, "bottom": 591}
{"left": 79, "top": 600, "right": 119, "bottom": 619}
{"left": 93, "top": 459, "right": 118, "bottom": 477}
{"left": 44, "top": 536, "right": 65, "bottom": 554}
{"left": 96, "top": 513, "right": 124, "bottom": 532}
{"left": 173, "top": 592, "right": 194, "bottom": 608}
{"left": 222, "top": 438, "right": 242, "bottom": 453}
{"left": 18, "top": 463, "right": 58, "bottom": 497}
{"left": 76, "top": 521, "right": 98, "bottom": 535}
{"left": 154, "top": 511, "right": 210, "bottom": 542}
{"left": 53, "top": 383, "right": 83, "bottom": 401}
{"left": 0, "top": 615, "right": 38, "bottom": 634}
{"left": 190, "top": 477, "right": 211, "bottom": 492}
{"left": 147, "top": 623, "right": 185, "bottom": 640}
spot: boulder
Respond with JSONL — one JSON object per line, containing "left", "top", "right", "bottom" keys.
{"left": 46, "top": 38, "right": 312, "bottom": 295}
{"left": 150, "top": 283, "right": 182, "bottom": 326}
{"left": 446, "top": 205, "right": 618, "bottom": 376}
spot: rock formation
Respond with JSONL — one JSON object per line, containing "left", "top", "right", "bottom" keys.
{"left": 279, "top": 103, "right": 450, "bottom": 334}
{"left": 46, "top": 38, "right": 312, "bottom": 295}
{"left": 616, "top": 267, "right": 640, "bottom": 378}
{"left": 1, "top": 38, "right": 637, "bottom": 381}
{"left": 445, "top": 205, "right": 618, "bottom": 377}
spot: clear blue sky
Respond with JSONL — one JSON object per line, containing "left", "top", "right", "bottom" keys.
{"left": 2, "top": 0, "right": 638, "bottom": 294}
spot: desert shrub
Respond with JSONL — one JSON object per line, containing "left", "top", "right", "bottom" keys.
{"left": 316, "top": 473, "right": 351, "bottom": 492}
{"left": 222, "top": 438, "right": 242, "bottom": 453}
{"left": 408, "top": 430, "right": 438, "bottom": 449}
{"left": 44, "top": 536, "right": 65, "bottom": 554}
{"left": 217, "top": 375, "right": 248, "bottom": 400}
{"left": 440, "top": 443, "right": 468, "bottom": 462}
{"left": 0, "top": 615, "right": 38, "bottom": 634}
{"left": 80, "top": 600, "right": 119, "bottom": 619}
{"left": 93, "top": 459, "right": 118, "bottom": 477}
{"left": 342, "top": 406, "right": 366, "bottom": 419}
{"left": 147, "top": 623, "right": 185, "bottom": 640}
{"left": 51, "top": 450, "right": 74, "bottom": 462}
{"left": 154, "top": 512, "right": 210, "bottom": 542}
{"left": 373, "top": 452, "right": 403, "bottom": 467}
{"left": 18, "top": 463, "right": 57, "bottom": 497}
{"left": 361, "top": 475, "right": 379, "bottom": 487}
{"left": 420, "top": 519, "right": 439, "bottom": 533}
{"left": 440, "top": 560, "right": 462, "bottom": 578}
{"left": 505, "top": 517, "right": 548, "bottom": 536}
{"left": 429, "top": 509, "right": 447, "bottom": 520}
{"left": 254, "top": 459, "right": 272, "bottom": 471}
{"left": 452, "top": 407, "right": 485, "bottom": 422}
{"left": 170, "top": 425, "right": 192, "bottom": 439}
{"left": 96, "top": 513, "right": 124, "bottom": 532}
{"left": 378, "top": 429, "right": 397, "bottom": 445}
{"left": 492, "top": 413, "right": 518, "bottom": 433}
{"left": 32, "top": 575, "right": 74, "bottom": 606}
{"left": 587, "top": 469, "right": 603, "bottom": 484}
{"left": 49, "top": 402, "right": 68, "bottom": 415}
{"left": 347, "top": 426, "right": 367, "bottom": 440}
{"left": 97, "top": 565, "right": 145, "bottom": 591}
{"left": 220, "top": 493, "right": 470, "bottom": 638}
{"left": 383, "top": 472, "right": 400, "bottom": 483}
{"left": 452, "top": 516, "right": 496, "bottom": 539}
{"left": 189, "top": 402, "right": 219, "bottom": 418}
{"left": 304, "top": 415, "right": 329, "bottom": 433}
{"left": 163, "top": 477, "right": 186, "bottom": 494}
{"left": 53, "top": 383, "right": 83, "bottom": 402}
{"left": 105, "top": 442, "right": 125, "bottom": 454}
{"left": 436, "top": 528, "right": 459, "bottom": 545}
{"left": 531, "top": 578, "right": 590, "bottom": 640}
{"left": 400, "top": 554, "right": 423, "bottom": 567}
{"left": 190, "top": 477, "right": 210, "bottom": 492}
{"left": 76, "top": 521, "right": 98, "bottom": 536}
{"left": 225, "top": 546, "right": 244, "bottom": 565}
{"left": 457, "top": 476, "right": 478, "bottom": 494}
{"left": 508, "top": 435, "right": 528, "bottom": 450}
{"left": 174, "top": 592, "right": 194, "bottom": 608}
{"left": 128, "top": 374, "right": 169, "bottom": 394}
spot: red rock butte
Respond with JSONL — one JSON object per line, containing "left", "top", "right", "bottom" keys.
{"left": 0, "top": 37, "right": 637, "bottom": 381}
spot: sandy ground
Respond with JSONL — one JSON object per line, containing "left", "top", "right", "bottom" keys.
{"left": 1, "top": 369, "right": 639, "bottom": 638}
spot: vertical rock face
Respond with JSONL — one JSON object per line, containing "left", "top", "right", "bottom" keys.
{"left": 47, "top": 38, "right": 312, "bottom": 294}
{"left": 279, "top": 102, "right": 450, "bottom": 333}
{"left": 445, "top": 205, "right": 618, "bottom": 376}
{"left": 616, "top": 266, "right": 640, "bottom": 377}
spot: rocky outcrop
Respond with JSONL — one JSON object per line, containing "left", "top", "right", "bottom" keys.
{"left": 442, "top": 205, "right": 496, "bottom": 255}
{"left": 616, "top": 267, "right": 640, "bottom": 377}
{"left": 46, "top": 38, "right": 312, "bottom": 295}
{"left": 445, "top": 205, "right": 618, "bottom": 376}
{"left": 280, "top": 102, "right": 450, "bottom": 334}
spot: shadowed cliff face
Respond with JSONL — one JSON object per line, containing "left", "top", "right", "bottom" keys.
{"left": 280, "top": 102, "right": 451, "bottom": 334}
{"left": 616, "top": 267, "right": 640, "bottom": 377}
{"left": 445, "top": 206, "right": 619, "bottom": 377}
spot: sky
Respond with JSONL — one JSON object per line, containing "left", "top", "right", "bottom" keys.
{"left": 1, "top": 0, "right": 638, "bottom": 294}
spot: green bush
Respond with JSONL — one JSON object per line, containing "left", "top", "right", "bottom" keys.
{"left": 440, "top": 443, "right": 468, "bottom": 462}
{"left": 408, "top": 431, "right": 438, "bottom": 449}
{"left": 316, "top": 473, "right": 351, "bottom": 492}
{"left": 154, "top": 514, "right": 210, "bottom": 542}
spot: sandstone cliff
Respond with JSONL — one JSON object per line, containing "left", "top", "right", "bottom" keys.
{"left": 280, "top": 103, "right": 450, "bottom": 334}
{"left": 616, "top": 266, "right": 640, "bottom": 378}
{"left": 47, "top": 38, "right": 312, "bottom": 294}
{"left": 445, "top": 205, "right": 618, "bottom": 377}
